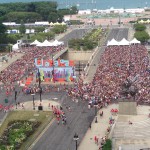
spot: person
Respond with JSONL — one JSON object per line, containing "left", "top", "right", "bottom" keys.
{"left": 129, "top": 121, "right": 133, "bottom": 125}
{"left": 100, "top": 111, "right": 103, "bottom": 117}
{"left": 89, "top": 123, "right": 91, "bottom": 129}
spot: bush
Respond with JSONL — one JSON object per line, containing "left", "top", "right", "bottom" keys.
{"left": 102, "top": 139, "right": 112, "bottom": 150}
{"left": 51, "top": 25, "right": 67, "bottom": 34}
{"left": 134, "top": 23, "right": 146, "bottom": 31}
{"left": 134, "top": 31, "right": 150, "bottom": 43}
{"left": 0, "top": 120, "right": 41, "bottom": 149}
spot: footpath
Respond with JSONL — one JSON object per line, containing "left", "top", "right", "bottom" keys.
{"left": 78, "top": 104, "right": 118, "bottom": 150}
{"left": 0, "top": 53, "right": 24, "bottom": 72}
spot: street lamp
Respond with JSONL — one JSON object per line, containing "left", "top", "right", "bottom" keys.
{"left": 15, "top": 91, "right": 17, "bottom": 109}
{"left": 94, "top": 101, "right": 98, "bottom": 123}
{"left": 38, "top": 69, "right": 42, "bottom": 102}
{"left": 52, "top": 54, "right": 55, "bottom": 82}
{"left": 31, "top": 93, "right": 35, "bottom": 110}
{"left": 73, "top": 133, "right": 79, "bottom": 150}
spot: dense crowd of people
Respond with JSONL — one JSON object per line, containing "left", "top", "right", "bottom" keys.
{"left": 69, "top": 44, "right": 150, "bottom": 105}
{"left": 0, "top": 45, "right": 64, "bottom": 85}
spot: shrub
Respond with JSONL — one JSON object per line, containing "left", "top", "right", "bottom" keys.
{"left": 102, "top": 139, "right": 112, "bottom": 150}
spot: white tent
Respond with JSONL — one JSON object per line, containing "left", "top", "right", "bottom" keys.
{"left": 138, "top": 20, "right": 144, "bottom": 24}
{"left": 107, "top": 38, "right": 119, "bottom": 46}
{"left": 61, "top": 22, "right": 66, "bottom": 25}
{"left": 54, "top": 22, "right": 60, "bottom": 26}
{"left": 30, "top": 40, "right": 41, "bottom": 46}
{"left": 52, "top": 40, "right": 64, "bottom": 46}
{"left": 49, "top": 22, "right": 54, "bottom": 26}
{"left": 12, "top": 43, "right": 19, "bottom": 51}
{"left": 37, "top": 40, "right": 52, "bottom": 47}
{"left": 119, "top": 38, "right": 130, "bottom": 45}
{"left": 147, "top": 19, "right": 150, "bottom": 23}
{"left": 130, "top": 38, "right": 141, "bottom": 44}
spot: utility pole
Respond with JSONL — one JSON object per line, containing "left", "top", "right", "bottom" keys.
{"left": 52, "top": 54, "right": 55, "bottom": 82}
{"left": 38, "top": 69, "right": 42, "bottom": 102}
{"left": 79, "top": 61, "right": 81, "bottom": 76}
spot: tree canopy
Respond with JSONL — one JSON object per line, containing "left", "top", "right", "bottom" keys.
{"left": 134, "top": 23, "right": 146, "bottom": 31}
{"left": 0, "top": 2, "right": 78, "bottom": 23}
{"left": 134, "top": 31, "right": 150, "bottom": 43}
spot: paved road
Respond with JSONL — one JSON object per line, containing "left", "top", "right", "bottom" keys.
{"left": 60, "top": 28, "right": 92, "bottom": 47}
{"left": 31, "top": 93, "right": 95, "bottom": 150}
{"left": 106, "top": 28, "right": 129, "bottom": 42}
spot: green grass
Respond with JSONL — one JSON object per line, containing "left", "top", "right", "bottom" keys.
{"left": 0, "top": 111, "right": 54, "bottom": 150}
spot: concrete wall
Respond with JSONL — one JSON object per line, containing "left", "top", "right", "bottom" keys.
{"left": 62, "top": 51, "right": 93, "bottom": 61}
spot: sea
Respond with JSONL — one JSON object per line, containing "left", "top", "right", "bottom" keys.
{"left": 0, "top": 0, "right": 149, "bottom": 10}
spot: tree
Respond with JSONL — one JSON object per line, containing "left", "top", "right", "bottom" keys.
{"left": 19, "top": 21, "right": 26, "bottom": 34}
{"left": 0, "top": 22, "right": 7, "bottom": 44}
{"left": 34, "top": 26, "right": 45, "bottom": 33}
{"left": 0, "top": 22, "right": 6, "bottom": 34}
{"left": 134, "top": 23, "right": 146, "bottom": 31}
{"left": 48, "top": 12, "right": 59, "bottom": 23}
{"left": 134, "top": 31, "right": 150, "bottom": 43}
{"left": 5, "top": 12, "right": 42, "bottom": 23}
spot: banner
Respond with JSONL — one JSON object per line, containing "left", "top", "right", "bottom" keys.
{"left": 36, "top": 67, "right": 75, "bottom": 82}
{"left": 35, "top": 58, "right": 74, "bottom": 67}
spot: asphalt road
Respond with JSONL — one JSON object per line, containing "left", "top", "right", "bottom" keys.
{"left": 31, "top": 92, "right": 95, "bottom": 150}
{"left": 60, "top": 28, "right": 92, "bottom": 47}
{"left": 106, "top": 28, "right": 129, "bottom": 42}
{"left": 0, "top": 26, "right": 130, "bottom": 149}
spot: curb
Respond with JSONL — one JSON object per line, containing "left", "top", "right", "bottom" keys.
{"left": 28, "top": 118, "right": 55, "bottom": 150}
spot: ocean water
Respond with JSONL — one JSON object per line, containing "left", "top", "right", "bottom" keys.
{"left": 0, "top": 0, "right": 149, "bottom": 10}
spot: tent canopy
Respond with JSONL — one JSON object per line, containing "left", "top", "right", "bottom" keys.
{"left": 12, "top": 43, "right": 19, "bottom": 51}
{"left": 52, "top": 40, "right": 64, "bottom": 46}
{"left": 130, "top": 38, "right": 141, "bottom": 44}
{"left": 36, "top": 39, "right": 64, "bottom": 47}
{"left": 30, "top": 40, "right": 41, "bottom": 46}
{"left": 107, "top": 38, "right": 119, "bottom": 46}
{"left": 119, "top": 38, "right": 130, "bottom": 45}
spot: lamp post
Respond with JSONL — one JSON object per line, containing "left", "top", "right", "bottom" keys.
{"left": 73, "top": 133, "right": 79, "bottom": 150}
{"left": 52, "top": 54, "right": 55, "bottom": 82}
{"left": 94, "top": 101, "right": 98, "bottom": 123}
{"left": 31, "top": 93, "right": 35, "bottom": 110}
{"left": 15, "top": 91, "right": 17, "bottom": 109}
{"left": 79, "top": 61, "right": 81, "bottom": 76}
{"left": 38, "top": 69, "right": 42, "bottom": 102}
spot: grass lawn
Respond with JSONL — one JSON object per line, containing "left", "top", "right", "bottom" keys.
{"left": 0, "top": 111, "right": 54, "bottom": 150}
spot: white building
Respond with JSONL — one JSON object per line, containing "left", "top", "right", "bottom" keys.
{"left": 34, "top": 21, "right": 49, "bottom": 26}
{"left": 78, "top": 9, "right": 92, "bottom": 15}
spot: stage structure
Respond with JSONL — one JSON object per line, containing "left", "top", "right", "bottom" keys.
{"left": 35, "top": 58, "right": 76, "bottom": 82}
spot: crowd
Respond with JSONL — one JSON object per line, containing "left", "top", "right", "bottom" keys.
{"left": 69, "top": 44, "right": 150, "bottom": 105}
{"left": 0, "top": 45, "right": 64, "bottom": 86}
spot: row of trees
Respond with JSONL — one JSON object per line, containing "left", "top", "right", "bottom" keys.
{"left": 68, "top": 27, "right": 106, "bottom": 50}
{"left": 0, "top": 21, "right": 67, "bottom": 45}
{"left": 0, "top": 2, "right": 78, "bottom": 23}
{"left": 134, "top": 24, "right": 150, "bottom": 43}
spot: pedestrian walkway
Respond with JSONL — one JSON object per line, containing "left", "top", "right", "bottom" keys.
{"left": 78, "top": 104, "right": 118, "bottom": 150}
{"left": 0, "top": 53, "right": 24, "bottom": 72}
{"left": 15, "top": 99, "right": 60, "bottom": 111}
{"left": 79, "top": 105, "right": 150, "bottom": 150}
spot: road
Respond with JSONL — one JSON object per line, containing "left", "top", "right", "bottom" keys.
{"left": 0, "top": 27, "right": 129, "bottom": 149}
{"left": 106, "top": 28, "right": 129, "bottom": 42}
{"left": 60, "top": 28, "right": 92, "bottom": 46}
{"left": 31, "top": 92, "right": 95, "bottom": 150}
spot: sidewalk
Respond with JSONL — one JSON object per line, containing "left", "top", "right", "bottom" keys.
{"left": 78, "top": 104, "right": 118, "bottom": 150}
{"left": 15, "top": 99, "right": 60, "bottom": 111}
{"left": 0, "top": 53, "right": 24, "bottom": 72}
